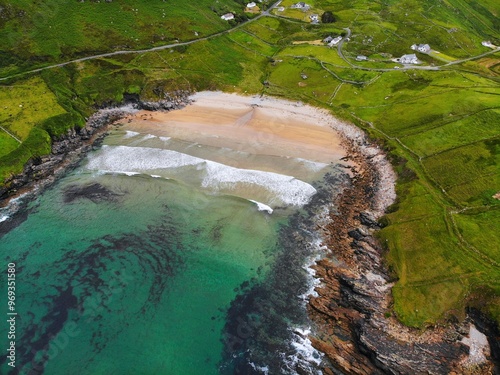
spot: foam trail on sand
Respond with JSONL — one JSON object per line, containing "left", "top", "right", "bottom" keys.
{"left": 124, "top": 131, "right": 140, "bottom": 138}
{"left": 295, "top": 158, "right": 330, "bottom": 173}
{"left": 85, "top": 146, "right": 317, "bottom": 207}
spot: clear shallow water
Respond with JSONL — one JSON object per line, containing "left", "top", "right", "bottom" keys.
{"left": 0, "top": 124, "right": 344, "bottom": 374}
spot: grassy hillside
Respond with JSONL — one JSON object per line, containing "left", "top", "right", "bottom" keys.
{"left": 0, "top": 0, "right": 499, "bottom": 328}
{"left": 0, "top": 0, "right": 254, "bottom": 77}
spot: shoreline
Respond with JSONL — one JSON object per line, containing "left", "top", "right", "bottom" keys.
{"left": 0, "top": 93, "right": 192, "bottom": 216}
{"left": 0, "top": 91, "right": 497, "bottom": 373}
{"left": 309, "top": 122, "right": 496, "bottom": 374}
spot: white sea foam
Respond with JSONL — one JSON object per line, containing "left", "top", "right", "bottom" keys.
{"left": 141, "top": 134, "right": 156, "bottom": 140}
{"left": 249, "top": 363, "right": 269, "bottom": 374}
{"left": 299, "top": 237, "right": 328, "bottom": 301}
{"left": 124, "top": 131, "right": 140, "bottom": 138}
{"left": 281, "top": 328, "right": 323, "bottom": 374}
{"left": 85, "top": 146, "right": 317, "bottom": 206}
{"left": 102, "top": 170, "right": 141, "bottom": 177}
{"left": 0, "top": 192, "right": 30, "bottom": 223}
{"left": 86, "top": 145, "right": 201, "bottom": 170}
{"left": 159, "top": 136, "right": 171, "bottom": 142}
{"left": 291, "top": 328, "right": 324, "bottom": 367}
{"left": 249, "top": 200, "right": 273, "bottom": 214}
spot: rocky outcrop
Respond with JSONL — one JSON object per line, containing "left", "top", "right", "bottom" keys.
{"left": 307, "top": 135, "right": 497, "bottom": 374}
{"left": 0, "top": 91, "right": 192, "bottom": 206}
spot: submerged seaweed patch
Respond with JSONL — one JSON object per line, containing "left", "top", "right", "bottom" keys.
{"left": 220, "top": 171, "right": 347, "bottom": 374}
{"left": 63, "top": 183, "right": 124, "bottom": 204}
{"left": 8, "top": 214, "right": 186, "bottom": 374}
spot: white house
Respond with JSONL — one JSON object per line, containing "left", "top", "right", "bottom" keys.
{"left": 247, "top": 2, "right": 257, "bottom": 8}
{"left": 323, "top": 36, "right": 333, "bottom": 43}
{"left": 310, "top": 14, "right": 319, "bottom": 23}
{"left": 411, "top": 43, "right": 431, "bottom": 53}
{"left": 482, "top": 41, "right": 496, "bottom": 49}
{"left": 399, "top": 53, "right": 419, "bottom": 64}
{"left": 328, "top": 36, "right": 342, "bottom": 47}
{"left": 221, "top": 13, "right": 234, "bottom": 21}
{"left": 356, "top": 55, "right": 368, "bottom": 61}
{"left": 291, "top": 2, "right": 309, "bottom": 9}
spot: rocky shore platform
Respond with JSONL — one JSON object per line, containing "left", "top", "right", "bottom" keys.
{"left": 308, "top": 127, "right": 499, "bottom": 374}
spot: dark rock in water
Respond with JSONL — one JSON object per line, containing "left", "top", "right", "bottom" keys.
{"left": 63, "top": 183, "right": 123, "bottom": 204}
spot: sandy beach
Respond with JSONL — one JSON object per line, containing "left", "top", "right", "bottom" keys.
{"left": 121, "top": 92, "right": 348, "bottom": 167}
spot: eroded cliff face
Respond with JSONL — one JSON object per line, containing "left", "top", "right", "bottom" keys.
{"left": 308, "top": 138, "right": 497, "bottom": 375}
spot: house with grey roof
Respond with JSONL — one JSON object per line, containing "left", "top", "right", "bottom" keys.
{"left": 291, "top": 2, "right": 310, "bottom": 10}
{"left": 399, "top": 53, "right": 419, "bottom": 64}
{"left": 221, "top": 13, "right": 234, "bottom": 21}
{"left": 411, "top": 43, "right": 431, "bottom": 53}
{"left": 327, "top": 36, "right": 342, "bottom": 47}
{"left": 482, "top": 41, "right": 496, "bottom": 49}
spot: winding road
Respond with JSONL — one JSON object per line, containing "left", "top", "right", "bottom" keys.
{"left": 0, "top": 2, "right": 498, "bottom": 82}
{"left": 336, "top": 27, "right": 499, "bottom": 72}
{"left": 0, "top": 1, "right": 281, "bottom": 82}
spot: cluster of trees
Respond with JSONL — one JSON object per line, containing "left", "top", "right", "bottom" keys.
{"left": 321, "top": 11, "right": 336, "bottom": 23}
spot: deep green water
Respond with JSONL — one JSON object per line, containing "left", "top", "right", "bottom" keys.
{"left": 0, "top": 124, "right": 342, "bottom": 374}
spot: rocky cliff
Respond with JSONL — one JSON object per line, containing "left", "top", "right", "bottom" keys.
{"left": 308, "top": 135, "right": 498, "bottom": 375}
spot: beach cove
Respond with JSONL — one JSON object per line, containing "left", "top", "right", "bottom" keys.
{"left": 0, "top": 92, "right": 358, "bottom": 374}
{"left": 1, "top": 92, "right": 491, "bottom": 374}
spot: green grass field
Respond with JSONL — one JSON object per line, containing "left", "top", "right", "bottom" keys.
{"left": 0, "top": 0, "right": 252, "bottom": 77}
{"left": 0, "top": 0, "right": 499, "bottom": 329}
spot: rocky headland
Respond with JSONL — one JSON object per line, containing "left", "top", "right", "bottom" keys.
{"left": 308, "top": 124, "right": 499, "bottom": 374}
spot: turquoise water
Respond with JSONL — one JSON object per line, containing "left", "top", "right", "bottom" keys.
{"left": 0, "top": 123, "right": 342, "bottom": 374}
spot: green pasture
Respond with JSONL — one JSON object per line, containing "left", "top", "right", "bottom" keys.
{"left": 279, "top": 45, "right": 351, "bottom": 66}
{"left": 423, "top": 140, "right": 500, "bottom": 206}
{"left": 402, "top": 109, "right": 500, "bottom": 157}
{"left": 0, "top": 0, "right": 251, "bottom": 77}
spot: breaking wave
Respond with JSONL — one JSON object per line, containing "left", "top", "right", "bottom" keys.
{"left": 85, "top": 145, "right": 317, "bottom": 207}
{"left": 249, "top": 200, "right": 274, "bottom": 214}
